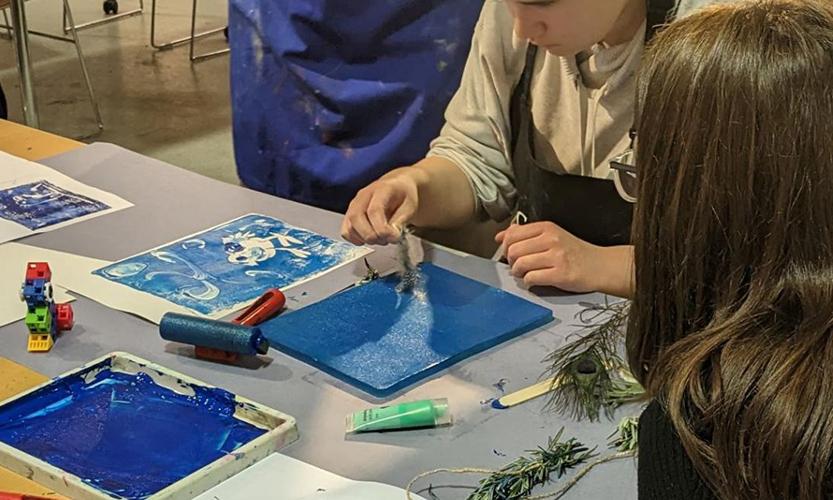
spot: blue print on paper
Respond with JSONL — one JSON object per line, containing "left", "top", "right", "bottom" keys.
{"left": 0, "top": 180, "right": 110, "bottom": 230}
{"left": 93, "top": 214, "right": 365, "bottom": 315}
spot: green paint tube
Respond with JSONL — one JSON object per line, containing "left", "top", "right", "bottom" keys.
{"left": 345, "top": 398, "right": 452, "bottom": 433}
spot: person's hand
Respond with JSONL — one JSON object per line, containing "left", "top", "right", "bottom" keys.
{"left": 495, "top": 221, "right": 604, "bottom": 293}
{"left": 341, "top": 169, "right": 420, "bottom": 245}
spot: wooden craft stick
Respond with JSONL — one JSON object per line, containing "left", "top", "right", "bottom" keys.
{"left": 491, "top": 375, "right": 562, "bottom": 409}
{"left": 492, "top": 361, "right": 632, "bottom": 410}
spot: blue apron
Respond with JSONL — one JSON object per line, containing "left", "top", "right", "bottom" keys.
{"left": 229, "top": 0, "right": 482, "bottom": 212}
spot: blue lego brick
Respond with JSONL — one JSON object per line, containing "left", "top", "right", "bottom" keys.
{"left": 21, "top": 278, "right": 52, "bottom": 308}
{"left": 30, "top": 278, "right": 47, "bottom": 297}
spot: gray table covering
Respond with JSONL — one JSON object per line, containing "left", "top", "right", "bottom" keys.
{"left": 0, "top": 143, "right": 639, "bottom": 499}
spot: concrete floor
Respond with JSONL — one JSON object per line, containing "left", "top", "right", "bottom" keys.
{"left": 0, "top": 0, "right": 238, "bottom": 184}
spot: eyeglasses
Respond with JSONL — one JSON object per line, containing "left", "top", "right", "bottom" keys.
{"left": 610, "top": 128, "right": 637, "bottom": 203}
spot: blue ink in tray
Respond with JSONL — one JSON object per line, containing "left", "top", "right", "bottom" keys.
{"left": 260, "top": 262, "right": 554, "bottom": 397}
{"left": 0, "top": 359, "right": 266, "bottom": 499}
{"left": 0, "top": 180, "right": 110, "bottom": 230}
{"left": 93, "top": 214, "right": 364, "bottom": 315}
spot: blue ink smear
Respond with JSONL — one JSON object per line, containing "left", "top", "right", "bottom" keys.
{"left": 259, "top": 263, "right": 554, "bottom": 398}
{"left": 93, "top": 214, "right": 363, "bottom": 315}
{"left": 0, "top": 359, "right": 266, "bottom": 499}
{"left": 0, "top": 180, "right": 110, "bottom": 230}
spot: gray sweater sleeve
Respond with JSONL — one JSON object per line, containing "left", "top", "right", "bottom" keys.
{"left": 426, "top": 1, "right": 525, "bottom": 223}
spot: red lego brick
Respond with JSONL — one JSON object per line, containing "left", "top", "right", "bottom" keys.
{"left": 25, "top": 262, "right": 52, "bottom": 282}
{"left": 55, "top": 303, "right": 74, "bottom": 332}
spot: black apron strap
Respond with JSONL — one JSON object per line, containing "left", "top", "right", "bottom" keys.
{"left": 508, "top": 45, "right": 633, "bottom": 247}
{"left": 505, "top": 1, "right": 677, "bottom": 246}
{"left": 510, "top": 44, "right": 538, "bottom": 156}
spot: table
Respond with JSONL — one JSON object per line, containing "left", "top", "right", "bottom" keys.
{"left": 7, "top": 1, "right": 38, "bottom": 127}
{"left": 0, "top": 120, "right": 638, "bottom": 499}
{"left": 0, "top": 119, "right": 81, "bottom": 159}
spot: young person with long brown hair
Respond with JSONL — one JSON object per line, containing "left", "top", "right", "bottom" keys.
{"left": 626, "top": 0, "right": 833, "bottom": 498}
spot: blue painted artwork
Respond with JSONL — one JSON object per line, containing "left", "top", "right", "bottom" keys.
{"left": 93, "top": 214, "right": 366, "bottom": 316}
{"left": 260, "top": 263, "right": 555, "bottom": 398}
{"left": 0, "top": 357, "right": 267, "bottom": 499}
{"left": 0, "top": 180, "right": 110, "bottom": 230}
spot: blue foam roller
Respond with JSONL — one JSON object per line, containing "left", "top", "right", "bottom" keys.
{"left": 159, "top": 313, "right": 269, "bottom": 355}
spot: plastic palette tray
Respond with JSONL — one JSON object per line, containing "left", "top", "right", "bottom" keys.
{"left": 0, "top": 352, "right": 298, "bottom": 499}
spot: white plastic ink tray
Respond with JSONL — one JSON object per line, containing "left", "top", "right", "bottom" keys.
{"left": 0, "top": 352, "right": 298, "bottom": 499}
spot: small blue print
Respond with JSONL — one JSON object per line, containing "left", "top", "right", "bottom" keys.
{"left": 0, "top": 180, "right": 110, "bottom": 230}
{"left": 93, "top": 214, "right": 365, "bottom": 315}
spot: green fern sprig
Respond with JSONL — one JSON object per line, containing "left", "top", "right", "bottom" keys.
{"left": 467, "top": 429, "right": 596, "bottom": 500}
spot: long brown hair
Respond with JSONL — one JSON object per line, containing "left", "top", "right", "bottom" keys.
{"left": 627, "top": 1, "right": 833, "bottom": 498}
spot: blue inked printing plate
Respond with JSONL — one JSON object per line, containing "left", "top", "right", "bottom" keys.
{"left": 260, "top": 262, "right": 555, "bottom": 398}
{"left": 0, "top": 353, "right": 298, "bottom": 499}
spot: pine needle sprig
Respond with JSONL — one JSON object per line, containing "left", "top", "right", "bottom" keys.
{"left": 608, "top": 416, "right": 640, "bottom": 453}
{"left": 467, "top": 429, "right": 596, "bottom": 500}
{"left": 357, "top": 258, "right": 379, "bottom": 284}
{"left": 532, "top": 419, "right": 639, "bottom": 500}
{"left": 405, "top": 422, "right": 641, "bottom": 500}
{"left": 604, "top": 377, "right": 645, "bottom": 410}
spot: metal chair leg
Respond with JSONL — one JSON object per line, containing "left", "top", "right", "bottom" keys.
{"left": 1, "top": 1, "right": 103, "bottom": 134}
{"left": 151, "top": 0, "right": 227, "bottom": 61}
{"left": 8, "top": 0, "right": 39, "bottom": 127}
{"left": 62, "top": 0, "right": 143, "bottom": 34}
{"left": 62, "top": 0, "right": 104, "bottom": 132}
{"left": 1, "top": 8, "right": 12, "bottom": 40}
{"left": 151, "top": 0, "right": 192, "bottom": 49}
{"left": 188, "top": 0, "right": 228, "bottom": 62}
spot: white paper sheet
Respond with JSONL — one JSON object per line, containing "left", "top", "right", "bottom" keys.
{"left": 195, "top": 453, "right": 425, "bottom": 500}
{"left": 0, "top": 243, "right": 107, "bottom": 327}
{"left": 0, "top": 150, "right": 133, "bottom": 244}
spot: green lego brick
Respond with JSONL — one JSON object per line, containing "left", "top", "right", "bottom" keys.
{"left": 25, "top": 305, "right": 52, "bottom": 334}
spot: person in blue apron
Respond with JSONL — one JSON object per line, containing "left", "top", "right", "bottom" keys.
{"left": 228, "top": 0, "right": 482, "bottom": 214}
{"left": 341, "top": 0, "right": 707, "bottom": 297}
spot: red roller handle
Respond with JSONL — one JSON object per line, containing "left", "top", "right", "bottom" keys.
{"left": 232, "top": 289, "right": 286, "bottom": 326}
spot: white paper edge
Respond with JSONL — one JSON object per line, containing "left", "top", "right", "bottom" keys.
{"left": 194, "top": 453, "right": 425, "bottom": 500}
